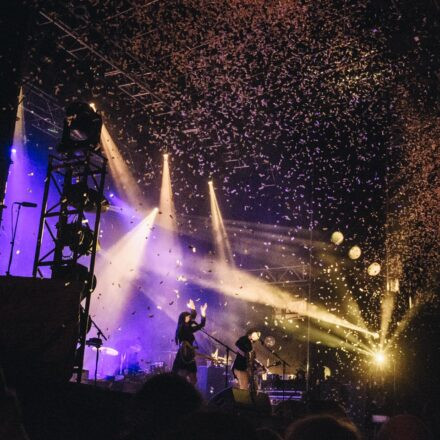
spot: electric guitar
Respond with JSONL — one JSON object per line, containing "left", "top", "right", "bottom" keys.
{"left": 180, "top": 341, "right": 228, "bottom": 366}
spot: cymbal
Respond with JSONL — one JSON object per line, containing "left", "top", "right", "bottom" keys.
{"left": 91, "top": 346, "right": 119, "bottom": 356}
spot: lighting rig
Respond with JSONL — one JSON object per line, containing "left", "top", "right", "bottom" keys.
{"left": 33, "top": 101, "right": 108, "bottom": 382}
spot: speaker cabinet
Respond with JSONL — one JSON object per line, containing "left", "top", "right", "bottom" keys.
{"left": 0, "top": 276, "right": 82, "bottom": 386}
{"left": 197, "top": 365, "right": 226, "bottom": 399}
{"left": 208, "top": 386, "right": 272, "bottom": 416}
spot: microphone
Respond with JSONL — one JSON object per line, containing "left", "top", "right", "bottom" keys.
{"left": 16, "top": 202, "right": 37, "bottom": 208}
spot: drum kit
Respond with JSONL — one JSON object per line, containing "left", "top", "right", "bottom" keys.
{"left": 85, "top": 345, "right": 177, "bottom": 382}
{"left": 85, "top": 343, "right": 234, "bottom": 385}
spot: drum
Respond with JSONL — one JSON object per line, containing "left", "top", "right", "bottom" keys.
{"left": 149, "top": 361, "right": 167, "bottom": 375}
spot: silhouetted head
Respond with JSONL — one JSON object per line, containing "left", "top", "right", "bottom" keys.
{"left": 285, "top": 415, "right": 361, "bottom": 440}
{"left": 130, "top": 373, "right": 202, "bottom": 440}
{"left": 178, "top": 311, "right": 192, "bottom": 325}
{"left": 175, "top": 311, "right": 192, "bottom": 343}
{"left": 167, "top": 409, "right": 258, "bottom": 440}
{"left": 377, "top": 414, "right": 432, "bottom": 440}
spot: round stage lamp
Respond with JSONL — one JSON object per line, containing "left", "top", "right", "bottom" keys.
{"left": 65, "top": 183, "right": 109, "bottom": 213}
{"left": 58, "top": 222, "right": 96, "bottom": 256}
{"left": 348, "top": 245, "right": 362, "bottom": 260}
{"left": 331, "top": 231, "right": 344, "bottom": 245}
{"left": 264, "top": 336, "right": 276, "bottom": 348}
{"left": 367, "top": 262, "right": 381, "bottom": 276}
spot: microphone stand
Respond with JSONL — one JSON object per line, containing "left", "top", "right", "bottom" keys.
{"left": 84, "top": 310, "right": 108, "bottom": 386}
{"left": 260, "top": 341, "right": 291, "bottom": 401}
{"left": 6, "top": 203, "right": 22, "bottom": 276}
{"left": 200, "top": 329, "right": 238, "bottom": 388}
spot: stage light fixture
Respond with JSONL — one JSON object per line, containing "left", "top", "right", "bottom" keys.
{"left": 263, "top": 336, "right": 276, "bottom": 348}
{"left": 348, "top": 245, "right": 362, "bottom": 260}
{"left": 58, "top": 222, "right": 96, "bottom": 255}
{"left": 331, "top": 231, "right": 344, "bottom": 245}
{"left": 367, "top": 262, "right": 381, "bottom": 276}
{"left": 65, "top": 182, "right": 110, "bottom": 213}
{"left": 387, "top": 278, "right": 400, "bottom": 292}
{"left": 373, "top": 351, "right": 385, "bottom": 365}
{"left": 57, "top": 101, "right": 102, "bottom": 153}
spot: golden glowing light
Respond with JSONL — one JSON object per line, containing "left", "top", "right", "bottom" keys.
{"left": 89, "top": 102, "right": 96, "bottom": 111}
{"left": 100, "top": 122, "right": 144, "bottom": 207}
{"left": 141, "top": 152, "right": 182, "bottom": 319}
{"left": 373, "top": 351, "right": 386, "bottom": 365}
{"left": 387, "top": 278, "right": 400, "bottom": 292}
{"left": 158, "top": 152, "right": 177, "bottom": 231}
{"left": 183, "top": 257, "right": 378, "bottom": 340}
{"left": 331, "top": 231, "right": 344, "bottom": 245}
{"left": 13, "top": 88, "right": 25, "bottom": 148}
{"left": 367, "top": 262, "right": 381, "bottom": 276}
{"left": 316, "top": 251, "right": 370, "bottom": 333}
{"left": 208, "top": 182, "right": 233, "bottom": 264}
{"left": 348, "top": 245, "right": 362, "bottom": 260}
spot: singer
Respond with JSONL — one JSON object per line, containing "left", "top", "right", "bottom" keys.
{"left": 232, "top": 330, "right": 261, "bottom": 390}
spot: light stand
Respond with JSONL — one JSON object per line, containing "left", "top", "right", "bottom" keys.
{"left": 85, "top": 313, "right": 108, "bottom": 386}
{"left": 260, "top": 341, "right": 291, "bottom": 401}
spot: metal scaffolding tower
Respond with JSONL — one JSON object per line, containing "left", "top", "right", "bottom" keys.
{"left": 33, "top": 149, "right": 107, "bottom": 382}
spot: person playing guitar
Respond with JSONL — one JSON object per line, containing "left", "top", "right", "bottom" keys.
{"left": 172, "top": 299, "right": 207, "bottom": 385}
{"left": 232, "top": 330, "right": 264, "bottom": 391}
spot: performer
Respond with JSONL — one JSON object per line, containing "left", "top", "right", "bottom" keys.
{"left": 232, "top": 330, "right": 262, "bottom": 390}
{"left": 172, "top": 299, "right": 207, "bottom": 385}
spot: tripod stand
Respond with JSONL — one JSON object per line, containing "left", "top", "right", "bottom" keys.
{"left": 84, "top": 312, "right": 108, "bottom": 386}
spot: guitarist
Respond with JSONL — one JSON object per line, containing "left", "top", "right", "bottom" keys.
{"left": 172, "top": 300, "right": 207, "bottom": 385}
{"left": 232, "top": 330, "right": 262, "bottom": 390}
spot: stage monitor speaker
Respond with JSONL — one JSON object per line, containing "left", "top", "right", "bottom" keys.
{"left": 208, "top": 387, "right": 271, "bottom": 417}
{"left": 0, "top": 276, "right": 83, "bottom": 387}
{"left": 197, "top": 365, "right": 226, "bottom": 399}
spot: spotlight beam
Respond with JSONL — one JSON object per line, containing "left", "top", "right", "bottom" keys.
{"left": 99, "top": 121, "right": 144, "bottom": 208}
{"left": 90, "top": 208, "right": 158, "bottom": 332}
{"left": 143, "top": 252, "right": 378, "bottom": 340}
{"left": 209, "top": 181, "right": 234, "bottom": 264}
{"left": 158, "top": 153, "right": 177, "bottom": 231}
